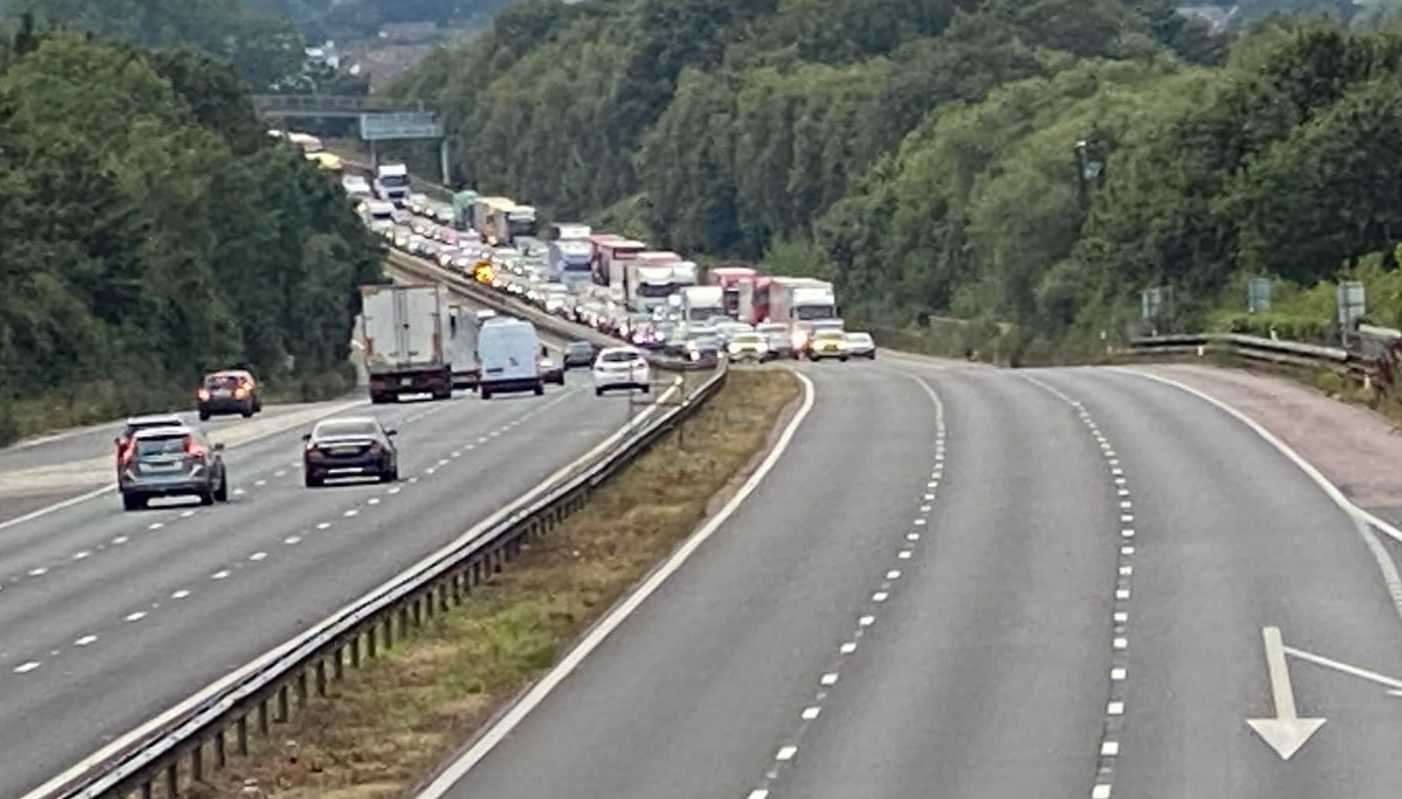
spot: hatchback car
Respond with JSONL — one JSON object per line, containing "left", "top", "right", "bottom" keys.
{"left": 303, "top": 417, "right": 398, "bottom": 487}
{"left": 119, "top": 425, "right": 228, "bottom": 510}
{"left": 727, "top": 332, "right": 769, "bottom": 362}
{"left": 593, "top": 347, "right": 651, "bottom": 396}
{"left": 845, "top": 331, "right": 877, "bottom": 359}
{"left": 115, "top": 414, "right": 185, "bottom": 477}
{"left": 197, "top": 370, "right": 261, "bottom": 420}
{"left": 807, "top": 329, "right": 849, "bottom": 361}
{"left": 563, "top": 340, "right": 596, "bottom": 369}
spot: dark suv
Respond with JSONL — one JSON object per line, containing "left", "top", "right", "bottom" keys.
{"left": 197, "top": 370, "right": 261, "bottom": 420}
{"left": 118, "top": 425, "right": 229, "bottom": 510}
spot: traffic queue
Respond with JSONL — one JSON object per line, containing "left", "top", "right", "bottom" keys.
{"left": 347, "top": 170, "right": 879, "bottom": 365}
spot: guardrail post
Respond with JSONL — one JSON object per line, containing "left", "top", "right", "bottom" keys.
{"left": 400, "top": 605, "right": 411, "bottom": 635}
{"left": 191, "top": 742, "right": 204, "bottom": 783}
{"left": 316, "top": 660, "right": 328, "bottom": 697}
{"left": 334, "top": 646, "right": 345, "bottom": 680}
{"left": 412, "top": 595, "right": 424, "bottom": 626}
{"left": 425, "top": 588, "right": 436, "bottom": 620}
{"left": 164, "top": 763, "right": 178, "bottom": 797}
{"left": 385, "top": 614, "right": 396, "bottom": 648}
{"left": 260, "top": 697, "right": 272, "bottom": 734}
{"left": 141, "top": 780, "right": 153, "bottom": 799}
{"left": 350, "top": 635, "right": 362, "bottom": 668}
{"left": 215, "top": 729, "right": 227, "bottom": 769}
{"left": 296, "top": 670, "right": 309, "bottom": 707}
{"left": 277, "top": 685, "right": 290, "bottom": 722}
{"left": 369, "top": 624, "right": 380, "bottom": 657}
{"left": 238, "top": 715, "right": 250, "bottom": 756}
{"left": 439, "top": 582, "right": 450, "bottom": 612}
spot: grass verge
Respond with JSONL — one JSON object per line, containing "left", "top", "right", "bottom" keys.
{"left": 192, "top": 367, "right": 801, "bottom": 798}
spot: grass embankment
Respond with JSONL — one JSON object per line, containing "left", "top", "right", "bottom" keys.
{"left": 0, "top": 367, "right": 358, "bottom": 448}
{"left": 194, "top": 367, "right": 801, "bottom": 798}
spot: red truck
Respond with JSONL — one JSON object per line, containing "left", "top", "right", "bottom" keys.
{"left": 706, "top": 266, "right": 758, "bottom": 320}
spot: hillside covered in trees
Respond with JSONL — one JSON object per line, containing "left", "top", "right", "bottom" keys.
{"left": 396, "top": 0, "right": 1402, "bottom": 361}
{"left": 0, "top": 26, "right": 383, "bottom": 443}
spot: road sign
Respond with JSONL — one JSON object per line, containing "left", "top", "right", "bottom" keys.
{"left": 359, "top": 112, "right": 443, "bottom": 141}
{"left": 1248, "top": 277, "right": 1272, "bottom": 314}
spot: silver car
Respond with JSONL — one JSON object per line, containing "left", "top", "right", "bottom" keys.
{"left": 118, "top": 425, "right": 228, "bottom": 511}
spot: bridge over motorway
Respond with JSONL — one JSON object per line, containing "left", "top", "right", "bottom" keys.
{"left": 251, "top": 94, "right": 430, "bottom": 119}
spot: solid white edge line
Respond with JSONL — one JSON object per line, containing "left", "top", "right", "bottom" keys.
{"left": 1113, "top": 367, "right": 1402, "bottom": 624}
{"left": 414, "top": 371, "right": 816, "bottom": 799}
{"left": 19, "top": 379, "right": 681, "bottom": 799}
{"left": 0, "top": 398, "right": 369, "bottom": 533}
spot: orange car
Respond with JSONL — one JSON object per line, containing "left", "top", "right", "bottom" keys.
{"left": 197, "top": 370, "right": 261, "bottom": 420}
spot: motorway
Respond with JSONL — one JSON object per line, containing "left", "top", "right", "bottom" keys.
{"left": 0, "top": 366, "right": 653, "bottom": 797}
{"left": 425, "top": 358, "right": 1402, "bottom": 799}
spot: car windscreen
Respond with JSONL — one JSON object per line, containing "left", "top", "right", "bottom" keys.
{"left": 314, "top": 421, "right": 378, "bottom": 439}
{"left": 205, "top": 375, "right": 241, "bottom": 389}
{"left": 600, "top": 351, "right": 640, "bottom": 363}
{"left": 567, "top": 343, "right": 593, "bottom": 353}
{"left": 733, "top": 334, "right": 762, "bottom": 343}
{"left": 135, "top": 436, "right": 187, "bottom": 456}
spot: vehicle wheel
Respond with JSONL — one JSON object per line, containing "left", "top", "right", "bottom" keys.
{"left": 305, "top": 471, "right": 323, "bottom": 488}
{"left": 213, "top": 473, "right": 229, "bottom": 502}
{"left": 641, "top": 384, "right": 650, "bottom": 394}
{"left": 870, "top": 352, "right": 878, "bottom": 360}
{"left": 840, "top": 356, "right": 849, "bottom": 362}
{"left": 433, "top": 388, "right": 452, "bottom": 400}
{"left": 198, "top": 409, "right": 211, "bottom": 421}
{"left": 241, "top": 404, "right": 254, "bottom": 418}
{"left": 380, "top": 466, "right": 398, "bottom": 483}
{"left": 199, "top": 489, "right": 215, "bottom": 506}
{"left": 121, "top": 493, "right": 145, "bottom": 512}
{"left": 595, "top": 387, "right": 605, "bottom": 397}
{"left": 534, "top": 383, "right": 545, "bottom": 396}
{"left": 481, "top": 387, "right": 492, "bottom": 400}
{"left": 254, "top": 398, "right": 263, "bottom": 412}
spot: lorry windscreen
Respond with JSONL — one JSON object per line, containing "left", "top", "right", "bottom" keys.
{"left": 796, "top": 305, "right": 836, "bottom": 320}
{"left": 638, "top": 283, "right": 676, "bottom": 298}
{"left": 379, "top": 175, "right": 408, "bottom": 188}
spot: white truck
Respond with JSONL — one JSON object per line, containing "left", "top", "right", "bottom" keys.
{"left": 491, "top": 203, "right": 540, "bottom": 247}
{"left": 373, "top": 163, "right": 410, "bottom": 206}
{"left": 769, "top": 277, "right": 840, "bottom": 354}
{"left": 360, "top": 284, "right": 453, "bottom": 403}
{"left": 679, "top": 286, "right": 727, "bottom": 325}
{"left": 548, "top": 238, "right": 594, "bottom": 288}
{"left": 627, "top": 251, "right": 684, "bottom": 313}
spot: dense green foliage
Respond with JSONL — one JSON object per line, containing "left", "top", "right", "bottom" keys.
{"left": 397, "top": 0, "right": 1402, "bottom": 363}
{"left": 0, "top": 31, "right": 382, "bottom": 442}
{"left": 244, "top": 0, "right": 514, "bottom": 40}
{"left": 6, "top": 0, "right": 307, "bottom": 89}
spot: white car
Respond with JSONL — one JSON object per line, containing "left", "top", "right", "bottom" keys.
{"left": 342, "top": 175, "right": 372, "bottom": 199}
{"left": 593, "top": 346, "right": 651, "bottom": 396}
{"left": 407, "top": 193, "right": 430, "bottom": 215}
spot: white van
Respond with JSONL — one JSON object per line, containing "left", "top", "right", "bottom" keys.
{"left": 477, "top": 318, "right": 544, "bottom": 399}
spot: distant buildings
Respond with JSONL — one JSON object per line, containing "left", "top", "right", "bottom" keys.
{"left": 1177, "top": 4, "right": 1239, "bottom": 33}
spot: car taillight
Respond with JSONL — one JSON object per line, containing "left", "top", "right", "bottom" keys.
{"left": 185, "top": 437, "right": 207, "bottom": 459}
{"left": 118, "top": 442, "right": 136, "bottom": 467}
{"left": 234, "top": 387, "right": 248, "bottom": 399}
{"left": 197, "top": 388, "right": 211, "bottom": 401}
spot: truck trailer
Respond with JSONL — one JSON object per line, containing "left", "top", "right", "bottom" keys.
{"left": 360, "top": 284, "right": 452, "bottom": 403}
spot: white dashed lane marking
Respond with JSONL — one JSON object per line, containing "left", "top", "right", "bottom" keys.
{"left": 74, "top": 635, "right": 97, "bottom": 647}
{"left": 13, "top": 661, "right": 40, "bottom": 674}
{"left": 211, "top": 570, "right": 230, "bottom": 581}
{"left": 1019, "top": 374, "right": 1138, "bottom": 799}
{"left": 124, "top": 611, "right": 146, "bottom": 623}
{"left": 171, "top": 590, "right": 191, "bottom": 600}
{"left": 743, "top": 375, "right": 946, "bottom": 799}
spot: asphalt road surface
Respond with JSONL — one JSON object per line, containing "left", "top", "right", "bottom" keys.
{"left": 430, "top": 359, "right": 1402, "bottom": 799}
{"left": 0, "top": 370, "right": 647, "bottom": 798}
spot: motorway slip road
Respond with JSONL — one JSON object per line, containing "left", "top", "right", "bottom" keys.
{"left": 0, "top": 372, "right": 649, "bottom": 798}
{"left": 425, "top": 359, "right": 1402, "bottom": 799}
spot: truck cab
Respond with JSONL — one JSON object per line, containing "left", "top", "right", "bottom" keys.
{"left": 373, "top": 163, "right": 410, "bottom": 206}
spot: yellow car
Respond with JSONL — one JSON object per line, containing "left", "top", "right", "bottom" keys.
{"left": 806, "top": 329, "right": 848, "bottom": 361}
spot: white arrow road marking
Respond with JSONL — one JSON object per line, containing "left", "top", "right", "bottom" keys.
{"left": 1283, "top": 643, "right": 1402, "bottom": 693}
{"left": 1247, "top": 627, "right": 1325, "bottom": 760}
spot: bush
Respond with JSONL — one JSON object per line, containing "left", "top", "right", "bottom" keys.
{"left": 1313, "top": 371, "right": 1345, "bottom": 395}
{"left": 1212, "top": 313, "right": 1333, "bottom": 343}
{"left": 0, "top": 399, "right": 18, "bottom": 447}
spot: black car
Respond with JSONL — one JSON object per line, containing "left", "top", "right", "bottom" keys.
{"left": 118, "top": 425, "right": 228, "bottom": 510}
{"left": 562, "top": 340, "right": 596, "bottom": 370}
{"left": 303, "top": 416, "right": 398, "bottom": 487}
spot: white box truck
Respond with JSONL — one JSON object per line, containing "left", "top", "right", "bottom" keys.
{"left": 360, "top": 284, "right": 452, "bottom": 403}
